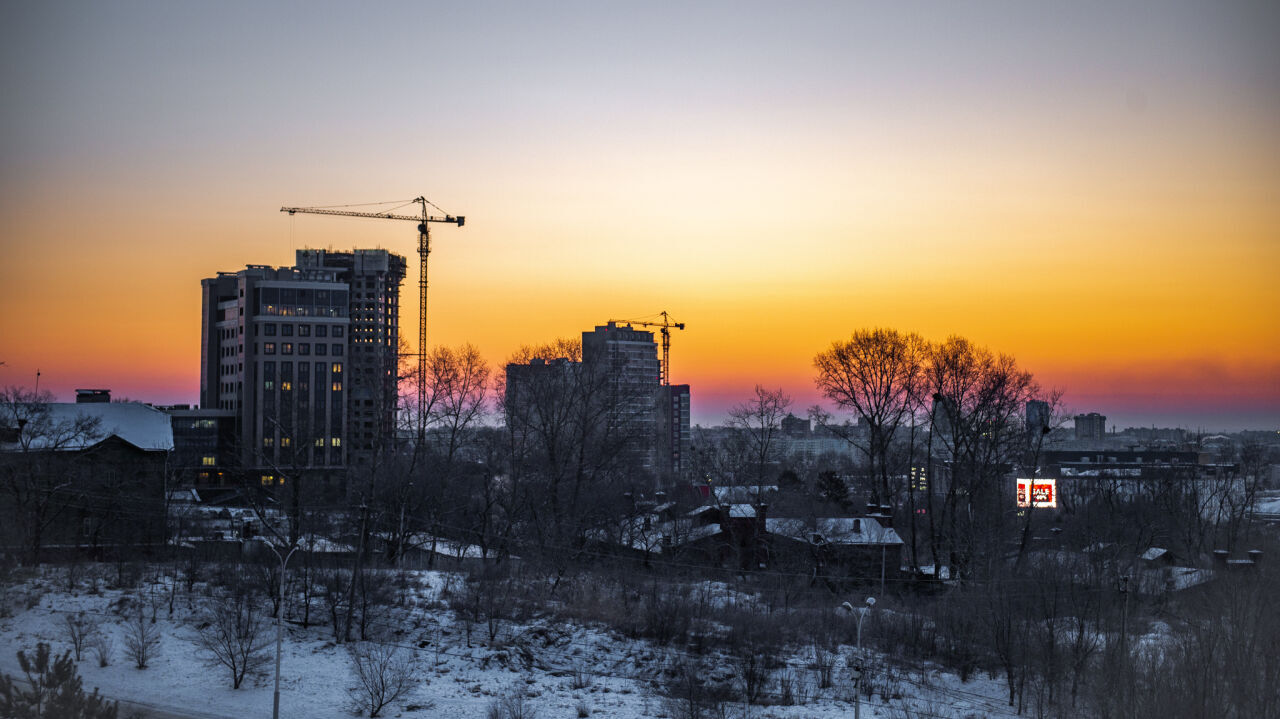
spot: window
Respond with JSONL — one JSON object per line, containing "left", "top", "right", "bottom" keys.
{"left": 281, "top": 437, "right": 291, "bottom": 447}
{"left": 264, "top": 343, "right": 276, "bottom": 355}
{"left": 315, "top": 326, "right": 328, "bottom": 338}
{"left": 281, "top": 381, "right": 292, "bottom": 391}
{"left": 315, "top": 344, "right": 327, "bottom": 356}
{"left": 314, "top": 438, "right": 325, "bottom": 447}
{"left": 332, "top": 381, "right": 343, "bottom": 392}
{"left": 263, "top": 437, "right": 274, "bottom": 447}
{"left": 332, "top": 326, "right": 344, "bottom": 338}
{"left": 264, "top": 324, "right": 277, "bottom": 337}
{"left": 260, "top": 475, "right": 275, "bottom": 486}
{"left": 331, "top": 362, "right": 343, "bottom": 373}
{"left": 332, "top": 344, "right": 343, "bottom": 356}
{"left": 298, "top": 325, "right": 311, "bottom": 337}
{"left": 281, "top": 325, "right": 293, "bottom": 337}
{"left": 331, "top": 437, "right": 342, "bottom": 447}
{"left": 282, "top": 343, "right": 293, "bottom": 355}
{"left": 299, "top": 343, "right": 310, "bottom": 355}
{"left": 201, "top": 456, "right": 216, "bottom": 466}
{"left": 264, "top": 380, "right": 274, "bottom": 390}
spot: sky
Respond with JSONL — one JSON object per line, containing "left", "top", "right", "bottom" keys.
{"left": 1, "top": 1, "right": 1277, "bottom": 431}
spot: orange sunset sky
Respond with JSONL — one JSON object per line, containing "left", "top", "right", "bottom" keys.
{"left": 1, "top": 2, "right": 1277, "bottom": 430}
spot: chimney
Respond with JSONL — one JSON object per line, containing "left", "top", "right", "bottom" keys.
{"left": 1212, "top": 549, "right": 1229, "bottom": 566}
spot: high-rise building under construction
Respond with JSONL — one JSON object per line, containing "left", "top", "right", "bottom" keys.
{"left": 198, "top": 249, "right": 405, "bottom": 484}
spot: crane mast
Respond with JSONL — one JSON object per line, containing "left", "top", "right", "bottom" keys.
{"left": 608, "top": 311, "right": 686, "bottom": 385}
{"left": 281, "top": 198, "right": 465, "bottom": 439}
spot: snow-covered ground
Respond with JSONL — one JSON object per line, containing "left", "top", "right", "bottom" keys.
{"left": 0, "top": 566, "right": 1020, "bottom": 718}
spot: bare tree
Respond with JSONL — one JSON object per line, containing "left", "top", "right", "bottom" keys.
{"left": 726, "top": 385, "right": 792, "bottom": 488}
{"left": 501, "top": 338, "right": 647, "bottom": 577}
{"left": 121, "top": 607, "right": 161, "bottom": 669}
{"left": 813, "top": 329, "right": 928, "bottom": 504}
{"left": 62, "top": 613, "right": 99, "bottom": 662}
{"left": 195, "top": 593, "right": 271, "bottom": 689}
{"left": 346, "top": 642, "right": 419, "bottom": 718}
{"left": 924, "top": 336, "right": 1038, "bottom": 580}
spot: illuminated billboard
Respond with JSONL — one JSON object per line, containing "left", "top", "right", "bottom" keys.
{"left": 1016, "top": 478, "right": 1057, "bottom": 508}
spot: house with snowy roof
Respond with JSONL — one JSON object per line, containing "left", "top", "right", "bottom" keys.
{"left": 1, "top": 399, "right": 173, "bottom": 563}
{"left": 766, "top": 516, "right": 905, "bottom": 585}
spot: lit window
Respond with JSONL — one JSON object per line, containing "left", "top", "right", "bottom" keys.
{"left": 331, "top": 363, "right": 342, "bottom": 373}
{"left": 281, "top": 381, "right": 292, "bottom": 391}
{"left": 281, "top": 437, "right": 291, "bottom": 447}
{"left": 201, "top": 456, "right": 216, "bottom": 466}
{"left": 282, "top": 343, "right": 293, "bottom": 355}
{"left": 263, "top": 437, "right": 274, "bottom": 447}
{"left": 332, "top": 381, "right": 342, "bottom": 392}
{"left": 264, "top": 380, "right": 274, "bottom": 390}
{"left": 264, "top": 343, "right": 276, "bottom": 355}
{"left": 331, "top": 437, "right": 341, "bottom": 447}
{"left": 314, "top": 438, "right": 324, "bottom": 447}
{"left": 260, "top": 475, "right": 274, "bottom": 485}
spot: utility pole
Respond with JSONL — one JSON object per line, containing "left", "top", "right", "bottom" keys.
{"left": 839, "top": 597, "right": 876, "bottom": 719}
{"left": 267, "top": 543, "right": 298, "bottom": 719}
{"left": 343, "top": 502, "right": 369, "bottom": 643}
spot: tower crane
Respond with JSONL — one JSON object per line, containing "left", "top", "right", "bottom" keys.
{"left": 280, "top": 198, "right": 464, "bottom": 437}
{"left": 608, "top": 311, "right": 685, "bottom": 386}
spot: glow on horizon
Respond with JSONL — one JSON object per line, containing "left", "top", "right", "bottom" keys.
{"left": 1, "top": 2, "right": 1277, "bottom": 431}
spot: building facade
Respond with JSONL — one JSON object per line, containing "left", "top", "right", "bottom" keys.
{"left": 1074, "top": 412, "right": 1107, "bottom": 441}
{"left": 582, "top": 322, "right": 661, "bottom": 473}
{"left": 199, "top": 248, "right": 405, "bottom": 483}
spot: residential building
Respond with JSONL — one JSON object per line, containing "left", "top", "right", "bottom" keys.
{"left": 198, "top": 248, "right": 405, "bottom": 484}
{"left": 582, "top": 322, "right": 661, "bottom": 472}
{"left": 656, "top": 384, "right": 691, "bottom": 485}
{"left": 1074, "top": 412, "right": 1107, "bottom": 441}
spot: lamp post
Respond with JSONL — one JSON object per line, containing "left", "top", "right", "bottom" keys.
{"left": 264, "top": 542, "right": 298, "bottom": 719}
{"left": 839, "top": 596, "right": 876, "bottom": 719}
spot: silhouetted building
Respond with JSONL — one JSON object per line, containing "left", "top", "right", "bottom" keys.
{"left": 1026, "top": 400, "right": 1051, "bottom": 439}
{"left": 656, "top": 384, "right": 692, "bottom": 485}
{"left": 582, "top": 322, "right": 661, "bottom": 471}
{"left": 199, "top": 248, "right": 405, "bottom": 484}
{"left": 75, "top": 389, "right": 111, "bottom": 404}
{"left": 781, "top": 413, "right": 811, "bottom": 437}
{"left": 1074, "top": 412, "right": 1107, "bottom": 441}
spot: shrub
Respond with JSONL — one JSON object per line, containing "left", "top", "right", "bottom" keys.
{"left": 347, "top": 642, "right": 418, "bottom": 718}
{"left": 0, "top": 642, "right": 118, "bottom": 718}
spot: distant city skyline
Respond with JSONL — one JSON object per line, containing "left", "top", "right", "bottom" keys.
{"left": 1, "top": 2, "right": 1277, "bottom": 432}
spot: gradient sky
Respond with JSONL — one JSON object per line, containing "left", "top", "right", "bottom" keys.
{"left": 1, "top": 1, "right": 1277, "bottom": 430}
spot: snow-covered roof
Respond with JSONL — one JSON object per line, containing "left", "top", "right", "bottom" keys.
{"left": 1141, "top": 547, "right": 1168, "bottom": 562}
{"left": 726, "top": 503, "right": 761, "bottom": 518}
{"left": 713, "top": 485, "right": 777, "bottom": 502}
{"left": 18, "top": 402, "right": 174, "bottom": 451}
{"left": 766, "top": 517, "right": 903, "bottom": 546}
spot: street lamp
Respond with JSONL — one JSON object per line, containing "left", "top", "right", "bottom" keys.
{"left": 264, "top": 541, "right": 298, "bottom": 719}
{"left": 838, "top": 596, "right": 876, "bottom": 719}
